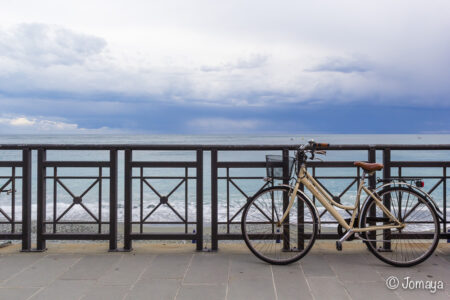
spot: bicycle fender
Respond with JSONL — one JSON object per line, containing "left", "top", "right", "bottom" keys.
{"left": 359, "top": 182, "right": 444, "bottom": 224}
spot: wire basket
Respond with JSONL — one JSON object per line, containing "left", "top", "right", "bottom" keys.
{"left": 265, "top": 155, "right": 295, "bottom": 179}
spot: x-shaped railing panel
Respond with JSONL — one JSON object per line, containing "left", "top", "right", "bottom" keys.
{"left": 227, "top": 178, "right": 270, "bottom": 223}
{"left": 142, "top": 178, "right": 186, "bottom": 223}
{"left": 0, "top": 178, "right": 13, "bottom": 222}
{"left": 55, "top": 178, "right": 100, "bottom": 223}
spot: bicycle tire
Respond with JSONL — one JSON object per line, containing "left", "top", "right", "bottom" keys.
{"left": 241, "top": 186, "right": 319, "bottom": 265}
{"left": 359, "top": 186, "right": 440, "bottom": 267}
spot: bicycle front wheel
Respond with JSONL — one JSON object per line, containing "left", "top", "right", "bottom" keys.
{"left": 241, "top": 186, "right": 319, "bottom": 265}
{"left": 360, "top": 186, "right": 440, "bottom": 267}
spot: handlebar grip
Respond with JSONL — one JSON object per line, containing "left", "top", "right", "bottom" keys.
{"left": 315, "top": 143, "right": 329, "bottom": 148}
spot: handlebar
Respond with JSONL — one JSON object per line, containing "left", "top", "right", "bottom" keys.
{"left": 0, "top": 189, "right": 15, "bottom": 195}
{"left": 298, "top": 140, "right": 329, "bottom": 161}
{"left": 315, "top": 143, "right": 329, "bottom": 148}
{"left": 300, "top": 140, "right": 330, "bottom": 151}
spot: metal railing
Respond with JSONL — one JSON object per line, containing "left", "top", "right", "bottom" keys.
{"left": 0, "top": 144, "right": 448, "bottom": 251}
{"left": 36, "top": 149, "right": 118, "bottom": 251}
{"left": 123, "top": 149, "right": 203, "bottom": 251}
{"left": 0, "top": 149, "right": 32, "bottom": 250}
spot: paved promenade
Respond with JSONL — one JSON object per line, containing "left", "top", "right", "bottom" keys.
{"left": 0, "top": 242, "right": 448, "bottom": 300}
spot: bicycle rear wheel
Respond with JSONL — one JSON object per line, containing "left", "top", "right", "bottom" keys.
{"left": 360, "top": 186, "right": 440, "bottom": 267}
{"left": 241, "top": 186, "right": 318, "bottom": 265}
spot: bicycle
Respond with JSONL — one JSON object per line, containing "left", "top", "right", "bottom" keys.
{"left": 241, "top": 140, "right": 441, "bottom": 266}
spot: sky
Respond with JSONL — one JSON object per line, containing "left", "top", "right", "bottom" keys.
{"left": 0, "top": 0, "right": 449, "bottom": 134}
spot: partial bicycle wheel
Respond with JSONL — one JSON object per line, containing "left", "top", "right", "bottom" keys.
{"left": 360, "top": 186, "right": 440, "bottom": 267}
{"left": 241, "top": 186, "right": 319, "bottom": 265}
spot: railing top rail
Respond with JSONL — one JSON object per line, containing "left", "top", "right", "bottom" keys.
{"left": 0, "top": 144, "right": 450, "bottom": 150}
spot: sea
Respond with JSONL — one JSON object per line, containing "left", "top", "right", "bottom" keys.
{"left": 0, "top": 134, "right": 449, "bottom": 226}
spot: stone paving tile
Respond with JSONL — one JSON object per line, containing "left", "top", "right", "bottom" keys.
{"left": 60, "top": 254, "right": 121, "bottom": 280}
{"left": 2, "top": 254, "right": 81, "bottom": 287}
{"left": 139, "top": 253, "right": 192, "bottom": 280}
{"left": 0, "top": 254, "right": 45, "bottom": 282}
{"left": 371, "top": 250, "right": 450, "bottom": 284}
{"left": 375, "top": 261, "right": 436, "bottom": 283}
{"left": 126, "top": 278, "right": 180, "bottom": 300}
{"left": 81, "top": 285, "right": 130, "bottom": 300}
{"left": 272, "top": 264, "right": 313, "bottom": 300}
{"left": 228, "top": 277, "right": 276, "bottom": 300}
{"left": 394, "top": 284, "right": 449, "bottom": 300}
{"left": 97, "top": 254, "right": 154, "bottom": 286}
{"left": 413, "top": 254, "right": 450, "bottom": 286}
{"left": 335, "top": 252, "right": 450, "bottom": 298}
{"left": 344, "top": 281, "right": 401, "bottom": 300}
{"left": 326, "top": 253, "right": 383, "bottom": 282}
{"left": 229, "top": 254, "right": 273, "bottom": 279}
{"left": 307, "top": 277, "right": 350, "bottom": 300}
{"left": 227, "top": 254, "right": 275, "bottom": 300}
{"left": 358, "top": 251, "right": 388, "bottom": 265}
{"left": 300, "top": 254, "right": 335, "bottom": 277}
{"left": 0, "top": 287, "right": 40, "bottom": 300}
{"left": 177, "top": 284, "right": 226, "bottom": 300}
{"left": 183, "top": 253, "right": 229, "bottom": 285}
{"left": 374, "top": 253, "right": 450, "bottom": 299}
{"left": 0, "top": 245, "right": 448, "bottom": 299}
{"left": 30, "top": 279, "right": 95, "bottom": 300}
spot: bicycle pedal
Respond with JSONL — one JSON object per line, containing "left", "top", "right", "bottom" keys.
{"left": 336, "top": 241, "right": 342, "bottom": 251}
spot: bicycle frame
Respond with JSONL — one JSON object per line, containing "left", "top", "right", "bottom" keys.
{"left": 279, "top": 164, "right": 404, "bottom": 233}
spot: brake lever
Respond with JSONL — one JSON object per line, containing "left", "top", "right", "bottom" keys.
{"left": 0, "top": 189, "right": 15, "bottom": 195}
{"left": 315, "top": 150, "right": 327, "bottom": 155}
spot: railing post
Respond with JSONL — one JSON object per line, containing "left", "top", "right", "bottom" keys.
{"left": 368, "top": 148, "right": 376, "bottom": 247}
{"left": 109, "top": 149, "right": 118, "bottom": 251}
{"left": 298, "top": 157, "right": 305, "bottom": 250}
{"left": 124, "top": 149, "right": 132, "bottom": 251}
{"left": 196, "top": 150, "right": 203, "bottom": 251}
{"left": 282, "top": 149, "right": 290, "bottom": 250}
{"left": 382, "top": 148, "right": 392, "bottom": 250}
{"left": 443, "top": 167, "right": 447, "bottom": 239}
{"left": 37, "top": 149, "right": 47, "bottom": 251}
{"left": 368, "top": 148, "right": 376, "bottom": 187}
{"left": 21, "top": 149, "right": 32, "bottom": 251}
{"left": 211, "top": 149, "right": 218, "bottom": 251}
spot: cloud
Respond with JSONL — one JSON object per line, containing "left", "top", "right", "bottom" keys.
{"left": 307, "top": 56, "right": 371, "bottom": 73}
{"left": 0, "top": 23, "right": 106, "bottom": 67}
{"left": 0, "top": 18, "right": 449, "bottom": 110}
{"left": 0, "top": 115, "right": 119, "bottom": 134}
{"left": 0, "top": 0, "right": 449, "bottom": 136}
{"left": 200, "top": 54, "right": 269, "bottom": 72}
{"left": 9, "top": 117, "right": 35, "bottom": 126}
{"left": 187, "top": 117, "right": 263, "bottom": 133}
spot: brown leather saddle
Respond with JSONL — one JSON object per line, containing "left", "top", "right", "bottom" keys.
{"left": 354, "top": 161, "right": 383, "bottom": 172}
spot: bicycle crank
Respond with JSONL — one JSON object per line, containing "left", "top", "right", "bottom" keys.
{"left": 335, "top": 230, "right": 355, "bottom": 251}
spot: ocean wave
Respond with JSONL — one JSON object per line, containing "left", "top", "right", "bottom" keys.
{"left": 0, "top": 201, "right": 447, "bottom": 227}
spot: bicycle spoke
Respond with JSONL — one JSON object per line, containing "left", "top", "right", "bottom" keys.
{"left": 242, "top": 187, "right": 318, "bottom": 264}
{"left": 361, "top": 187, "right": 438, "bottom": 266}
